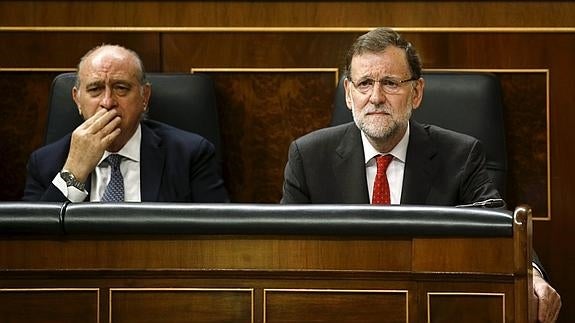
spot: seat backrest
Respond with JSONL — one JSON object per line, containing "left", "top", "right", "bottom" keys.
{"left": 45, "top": 72, "right": 222, "bottom": 161}
{"left": 331, "top": 72, "right": 507, "bottom": 196}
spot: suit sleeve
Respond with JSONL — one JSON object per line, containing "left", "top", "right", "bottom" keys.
{"left": 188, "top": 138, "right": 230, "bottom": 203}
{"left": 459, "top": 140, "right": 502, "bottom": 204}
{"left": 462, "top": 139, "right": 552, "bottom": 281}
{"left": 281, "top": 140, "right": 311, "bottom": 204}
{"left": 22, "top": 152, "right": 69, "bottom": 202}
{"left": 533, "top": 251, "right": 549, "bottom": 281}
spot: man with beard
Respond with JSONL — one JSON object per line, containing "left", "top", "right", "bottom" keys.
{"left": 280, "top": 28, "right": 560, "bottom": 322}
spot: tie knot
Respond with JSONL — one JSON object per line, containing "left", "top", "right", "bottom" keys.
{"left": 106, "top": 154, "right": 122, "bottom": 169}
{"left": 376, "top": 154, "right": 393, "bottom": 171}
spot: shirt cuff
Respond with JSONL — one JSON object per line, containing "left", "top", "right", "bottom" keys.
{"left": 52, "top": 173, "right": 88, "bottom": 203}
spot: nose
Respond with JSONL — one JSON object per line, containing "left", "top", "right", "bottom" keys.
{"left": 100, "top": 87, "right": 118, "bottom": 110}
{"left": 368, "top": 82, "right": 387, "bottom": 105}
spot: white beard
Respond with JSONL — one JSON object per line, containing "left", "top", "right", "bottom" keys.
{"left": 350, "top": 95, "right": 412, "bottom": 142}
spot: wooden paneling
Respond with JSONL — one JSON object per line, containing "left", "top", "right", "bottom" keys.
{"left": 499, "top": 72, "right": 549, "bottom": 219}
{"left": 0, "top": 236, "right": 413, "bottom": 271}
{"left": 0, "top": 73, "right": 56, "bottom": 201}
{"left": 264, "top": 289, "right": 408, "bottom": 323}
{"left": 110, "top": 289, "right": 252, "bottom": 323}
{"left": 0, "top": 273, "right": 518, "bottom": 323}
{"left": 428, "top": 293, "right": 504, "bottom": 323}
{"left": 200, "top": 70, "right": 336, "bottom": 202}
{"left": 0, "top": 210, "right": 527, "bottom": 322}
{"left": 417, "top": 281, "right": 518, "bottom": 323}
{"left": 1, "top": 1, "right": 575, "bottom": 28}
{"left": 413, "top": 238, "right": 514, "bottom": 273}
{"left": 0, "top": 289, "right": 99, "bottom": 323}
{"left": 0, "top": 32, "right": 161, "bottom": 69}
{"left": 162, "top": 32, "right": 357, "bottom": 70}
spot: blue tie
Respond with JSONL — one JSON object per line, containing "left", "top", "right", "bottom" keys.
{"left": 101, "top": 154, "right": 124, "bottom": 202}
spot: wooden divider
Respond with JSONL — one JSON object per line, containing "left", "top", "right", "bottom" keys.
{"left": 0, "top": 206, "right": 532, "bottom": 323}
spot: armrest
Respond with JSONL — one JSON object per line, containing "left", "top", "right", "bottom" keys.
{"left": 63, "top": 203, "right": 513, "bottom": 236}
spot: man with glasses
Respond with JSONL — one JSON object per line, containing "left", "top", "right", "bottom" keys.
{"left": 280, "top": 27, "right": 560, "bottom": 322}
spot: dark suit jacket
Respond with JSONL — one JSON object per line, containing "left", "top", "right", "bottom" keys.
{"left": 23, "top": 120, "right": 229, "bottom": 203}
{"left": 281, "top": 121, "right": 501, "bottom": 205}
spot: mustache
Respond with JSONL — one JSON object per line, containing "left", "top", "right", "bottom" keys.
{"left": 363, "top": 104, "right": 390, "bottom": 114}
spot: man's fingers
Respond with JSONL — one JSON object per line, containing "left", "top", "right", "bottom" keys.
{"left": 549, "top": 291, "right": 561, "bottom": 322}
{"left": 79, "top": 108, "right": 108, "bottom": 129}
{"left": 103, "top": 127, "right": 121, "bottom": 146}
{"left": 84, "top": 109, "right": 119, "bottom": 134}
{"left": 537, "top": 296, "right": 548, "bottom": 322}
{"left": 100, "top": 116, "right": 121, "bottom": 136}
{"left": 534, "top": 276, "right": 561, "bottom": 323}
{"left": 92, "top": 110, "right": 119, "bottom": 133}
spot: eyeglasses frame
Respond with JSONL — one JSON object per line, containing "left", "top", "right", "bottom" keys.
{"left": 347, "top": 76, "right": 419, "bottom": 95}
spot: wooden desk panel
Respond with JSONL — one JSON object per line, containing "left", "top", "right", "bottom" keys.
{"left": 0, "top": 206, "right": 531, "bottom": 322}
{"left": 264, "top": 289, "right": 408, "bottom": 323}
{"left": 0, "top": 237, "right": 413, "bottom": 271}
{"left": 0, "top": 289, "right": 99, "bottom": 323}
{"left": 110, "top": 288, "right": 252, "bottom": 323}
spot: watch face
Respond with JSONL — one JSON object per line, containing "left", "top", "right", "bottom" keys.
{"left": 61, "top": 171, "right": 73, "bottom": 183}
{"left": 60, "top": 171, "right": 84, "bottom": 190}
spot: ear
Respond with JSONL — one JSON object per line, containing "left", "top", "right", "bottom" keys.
{"left": 142, "top": 83, "right": 151, "bottom": 111}
{"left": 343, "top": 78, "right": 353, "bottom": 110}
{"left": 72, "top": 86, "right": 82, "bottom": 115}
{"left": 410, "top": 78, "right": 425, "bottom": 110}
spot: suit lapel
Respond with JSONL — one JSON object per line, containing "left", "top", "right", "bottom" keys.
{"left": 139, "top": 123, "right": 165, "bottom": 202}
{"left": 333, "top": 124, "right": 370, "bottom": 203}
{"left": 401, "top": 121, "right": 436, "bottom": 204}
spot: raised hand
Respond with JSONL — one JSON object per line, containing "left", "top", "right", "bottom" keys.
{"left": 62, "top": 108, "right": 122, "bottom": 182}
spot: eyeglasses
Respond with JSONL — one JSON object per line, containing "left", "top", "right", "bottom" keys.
{"left": 348, "top": 76, "right": 418, "bottom": 95}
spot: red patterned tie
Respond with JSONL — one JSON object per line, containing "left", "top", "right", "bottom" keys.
{"left": 372, "top": 155, "right": 393, "bottom": 205}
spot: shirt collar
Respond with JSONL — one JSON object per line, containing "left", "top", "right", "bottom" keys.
{"left": 361, "top": 122, "right": 410, "bottom": 164}
{"left": 100, "top": 124, "right": 142, "bottom": 164}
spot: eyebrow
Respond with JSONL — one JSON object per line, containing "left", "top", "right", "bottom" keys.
{"left": 356, "top": 74, "right": 410, "bottom": 80}
{"left": 84, "top": 79, "right": 133, "bottom": 88}
{"left": 84, "top": 80, "right": 103, "bottom": 88}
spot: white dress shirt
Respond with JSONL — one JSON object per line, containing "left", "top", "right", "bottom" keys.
{"left": 362, "top": 124, "right": 410, "bottom": 204}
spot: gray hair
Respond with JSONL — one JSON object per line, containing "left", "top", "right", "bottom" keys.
{"left": 344, "top": 28, "right": 422, "bottom": 80}
{"left": 75, "top": 44, "right": 148, "bottom": 88}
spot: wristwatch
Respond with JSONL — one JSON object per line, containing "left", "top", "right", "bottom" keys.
{"left": 60, "top": 170, "right": 86, "bottom": 191}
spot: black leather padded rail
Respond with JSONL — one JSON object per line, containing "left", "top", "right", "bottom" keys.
{"left": 0, "top": 202, "right": 64, "bottom": 234}
{"left": 64, "top": 203, "right": 513, "bottom": 237}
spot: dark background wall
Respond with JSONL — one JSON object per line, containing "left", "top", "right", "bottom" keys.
{"left": 0, "top": 1, "right": 573, "bottom": 321}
